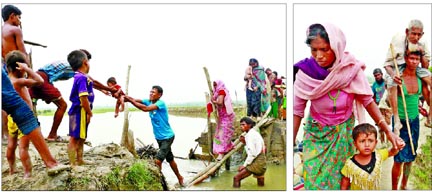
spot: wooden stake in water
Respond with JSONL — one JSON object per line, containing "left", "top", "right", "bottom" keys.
{"left": 203, "top": 67, "right": 219, "bottom": 159}
{"left": 121, "top": 65, "right": 136, "bottom": 156}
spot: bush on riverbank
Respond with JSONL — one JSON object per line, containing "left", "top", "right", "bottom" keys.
{"left": 411, "top": 135, "right": 432, "bottom": 189}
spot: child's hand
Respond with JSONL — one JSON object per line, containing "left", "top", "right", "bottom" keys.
{"left": 101, "top": 90, "right": 110, "bottom": 96}
{"left": 396, "top": 137, "right": 405, "bottom": 149}
{"left": 16, "top": 62, "right": 28, "bottom": 71}
{"left": 86, "top": 113, "right": 92, "bottom": 124}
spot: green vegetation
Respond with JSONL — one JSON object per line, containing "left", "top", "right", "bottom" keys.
{"left": 411, "top": 135, "right": 432, "bottom": 189}
{"left": 101, "top": 167, "right": 122, "bottom": 190}
{"left": 101, "top": 160, "right": 162, "bottom": 191}
{"left": 124, "top": 161, "right": 162, "bottom": 190}
{"left": 67, "top": 176, "right": 92, "bottom": 190}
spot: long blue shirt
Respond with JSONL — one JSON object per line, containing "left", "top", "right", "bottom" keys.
{"left": 142, "top": 99, "right": 174, "bottom": 140}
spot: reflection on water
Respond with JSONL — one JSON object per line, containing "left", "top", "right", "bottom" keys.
{"left": 37, "top": 111, "right": 286, "bottom": 190}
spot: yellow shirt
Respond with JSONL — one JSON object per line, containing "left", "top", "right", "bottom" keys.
{"left": 341, "top": 149, "right": 389, "bottom": 190}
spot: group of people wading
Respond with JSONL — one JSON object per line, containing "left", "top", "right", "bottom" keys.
{"left": 294, "top": 20, "right": 430, "bottom": 190}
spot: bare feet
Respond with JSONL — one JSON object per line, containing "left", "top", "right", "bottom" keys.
{"left": 23, "top": 172, "right": 32, "bottom": 179}
{"left": 114, "top": 113, "right": 118, "bottom": 118}
{"left": 216, "top": 154, "right": 224, "bottom": 161}
{"left": 77, "top": 160, "right": 95, "bottom": 166}
{"left": 9, "top": 168, "right": 17, "bottom": 175}
{"left": 425, "top": 117, "right": 432, "bottom": 128}
{"left": 178, "top": 175, "right": 184, "bottom": 187}
{"left": 47, "top": 164, "right": 71, "bottom": 176}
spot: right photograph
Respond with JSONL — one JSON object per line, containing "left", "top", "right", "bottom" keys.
{"left": 292, "top": 3, "right": 431, "bottom": 190}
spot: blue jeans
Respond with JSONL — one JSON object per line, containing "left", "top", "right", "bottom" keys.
{"left": 2, "top": 68, "right": 38, "bottom": 135}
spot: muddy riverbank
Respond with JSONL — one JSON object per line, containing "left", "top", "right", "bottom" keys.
{"left": 1, "top": 142, "right": 166, "bottom": 190}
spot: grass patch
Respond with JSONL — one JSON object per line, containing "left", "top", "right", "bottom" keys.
{"left": 124, "top": 161, "right": 162, "bottom": 190}
{"left": 101, "top": 161, "right": 162, "bottom": 190}
{"left": 101, "top": 167, "right": 122, "bottom": 190}
{"left": 67, "top": 176, "right": 92, "bottom": 190}
{"left": 411, "top": 135, "right": 432, "bottom": 189}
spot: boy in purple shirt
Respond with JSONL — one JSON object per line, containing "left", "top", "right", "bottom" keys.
{"left": 67, "top": 50, "right": 94, "bottom": 166}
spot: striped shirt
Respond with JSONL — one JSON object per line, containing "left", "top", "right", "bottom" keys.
{"left": 39, "top": 60, "right": 75, "bottom": 83}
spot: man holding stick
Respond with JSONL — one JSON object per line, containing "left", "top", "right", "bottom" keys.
{"left": 383, "top": 19, "right": 431, "bottom": 130}
{"left": 391, "top": 45, "right": 430, "bottom": 190}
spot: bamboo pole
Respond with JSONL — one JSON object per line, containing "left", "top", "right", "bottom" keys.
{"left": 187, "top": 141, "right": 244, "bottom": 187}
{"left": 390, "top": 44, "right": 415, "bottom": 155}
{"left": 121, "top": 65, "right": 136, "bottom": 156}
{"left": 203, "top": 67, "right": 219, "bottom": 124}
{"left": 186, "top": 106, "right": 272, "bottom": 187}
{"left": 205, "top": 92, "right": 214, "bottom": 157}
{"left": 264, "top": 122, "right": 274, "bottom": 156}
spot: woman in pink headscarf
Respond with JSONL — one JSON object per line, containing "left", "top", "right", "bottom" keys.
{"left": 293, "top": 23, "right": 402, "bottom": 189}
{"left": 211, "top": 80, "right": 235, "bottom": 161}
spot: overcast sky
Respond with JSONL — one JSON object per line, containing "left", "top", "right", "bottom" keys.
{"left": 13, "top": 3, "right": 286, "bottom": 108}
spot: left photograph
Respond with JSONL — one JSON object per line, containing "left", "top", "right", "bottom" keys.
{"left": 1, "top": 3, "right": 287, "bottom": 191}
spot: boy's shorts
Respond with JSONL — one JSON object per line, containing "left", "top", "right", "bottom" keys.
{"left": 69, "top": 109, "right": 89, "bottom": 139}
{"left": 7, "top": 115, "right": 24, "bottom": 139}
{"left": 29, "top": 71, "right": 62, "bottom": 104}
{"left": 156, "top": 136, "right": 175, "bottom": 162}
{"left": 385, "top": 65, "right": 430, "bottom": 87}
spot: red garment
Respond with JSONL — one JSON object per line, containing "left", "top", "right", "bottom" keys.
{"left": 206, "top": 102, "right": 213, "bottom": 118}
{"left": 29, "top": 71, "right": 62, "bottom": 103}
{"left": 112, "top": 84, "right": 124, "bottom": 97}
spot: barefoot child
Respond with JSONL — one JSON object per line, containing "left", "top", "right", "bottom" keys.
{"left": 106, "top": 77, "right": 124, "bottom": 118}
{"left": 67, "top": 50, "right": 94, "bottom": 166}
{"left": 340, "top": 123, "right": 405, "bottom": 190}
{"left": 5, "top": 50, "right": 44, "bottom": 178}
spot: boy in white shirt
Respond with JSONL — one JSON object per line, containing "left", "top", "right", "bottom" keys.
{"left": 233, "top": 117, "right": 266, "bottom": 188}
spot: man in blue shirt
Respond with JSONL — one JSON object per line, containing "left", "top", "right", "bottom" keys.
{"left": 371, "top": 68, "right": 386, "bottom": 104}
{"left": 124, "top": 85, "right": 184, "bottom": 186}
